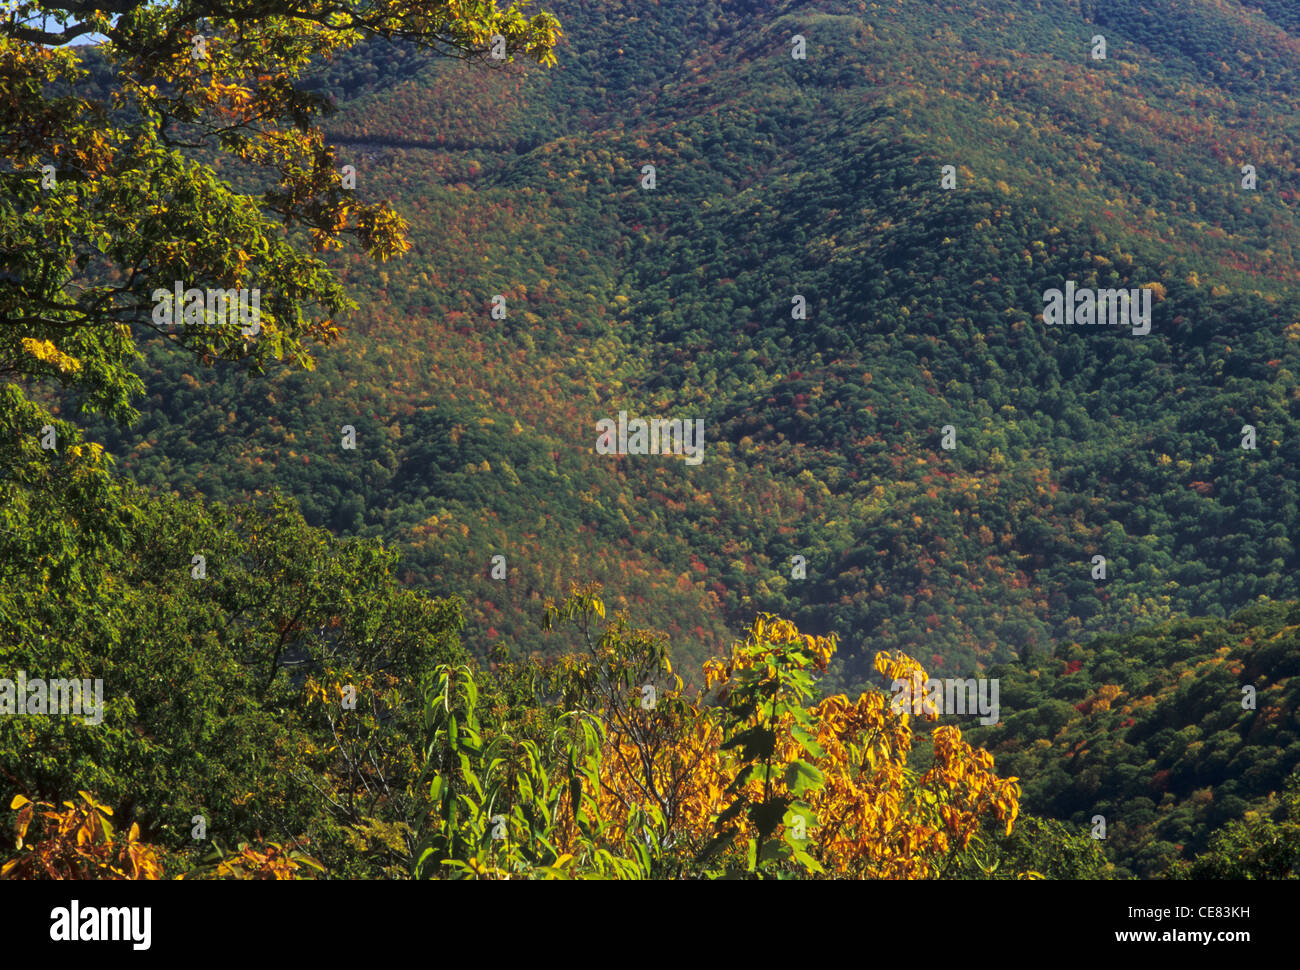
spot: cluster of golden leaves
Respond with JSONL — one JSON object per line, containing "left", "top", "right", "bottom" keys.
{"left": 184, "top": 840, "right": 324, "bottom": 880}
{"left": 1, "top": 792, "right": 163, "bottom": 880}
{"left": 563, "top": 617, "right": 1019, "bottom": 877}
{"left": 20, "top": 337, "right": 82, "bottom": 375}
{"left": 2, "top": 793, "right": 323, "bottom": 880}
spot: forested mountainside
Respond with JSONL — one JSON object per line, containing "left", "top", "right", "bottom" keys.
{"left": 8, "top": 0, "right": 1299, "bottom": 882}
{"left": 966, "top": 598, "right": 1300, "bottom": 876}
{"left": 67, "top": 0, "right": 1300, "bottom": 692}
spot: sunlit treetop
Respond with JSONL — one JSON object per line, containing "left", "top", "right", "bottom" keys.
{"left": 0, "top": 1, "right": 561, "bottom": 422}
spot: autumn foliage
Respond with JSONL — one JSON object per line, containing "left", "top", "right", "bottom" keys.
{"left": 415, "top": 586, "right": 1021, "bottom": 878}
{"left": 1, "top": 792, "right": 323, "bottom": 880}
{"left": 1, "top": 792, "right": 163, "bottom": 880}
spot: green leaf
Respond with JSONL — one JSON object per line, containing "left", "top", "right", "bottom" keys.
{"left": 784, "top": 759, "right": 824, "bottom": 796}
{"left": 792, "top": 849, "right": 825, "bottom": 873}
{"left": 790, "top": 725, "right": 824, "bottom": 758}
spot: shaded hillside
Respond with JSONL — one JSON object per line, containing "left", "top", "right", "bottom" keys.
{"left": 967, "top": 599, "right": 1300, "bottom": 877}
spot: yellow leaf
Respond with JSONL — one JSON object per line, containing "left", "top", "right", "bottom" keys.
{"left": 79, "top": 791, "right": 111, "bottom": 815}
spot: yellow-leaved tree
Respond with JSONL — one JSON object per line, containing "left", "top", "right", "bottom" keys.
{"left": 417, "top": 584, "right": 1020, "bottom": 879}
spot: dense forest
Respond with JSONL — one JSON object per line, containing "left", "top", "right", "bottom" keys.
{"left": 67, "top": 0, "right": 1300, "bottom": 687}
{"left": 2, "top": 0, "right": 1299, "bottom": 880}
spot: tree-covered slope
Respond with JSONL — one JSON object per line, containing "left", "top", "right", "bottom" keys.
{"left": 967, "top": 599, "right": 1300, "bottom": 877}
{"left": 70, "top": 0, "right": 1300, "bottom": 690}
